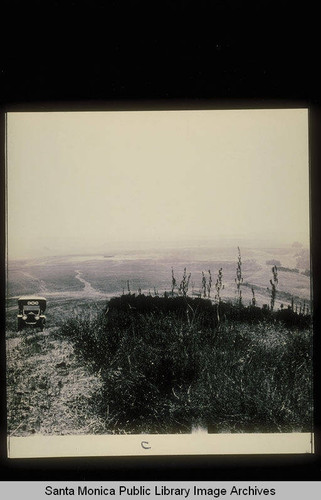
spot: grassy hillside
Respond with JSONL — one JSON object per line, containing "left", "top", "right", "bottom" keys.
{"left": 6, "top": 327, "right": 105, "bottom": 436}
{"left": 61, "top": 295, "right": 313, "bottom": 434}
{"left": 6, "top": 245, "right": 312, "bottom": 436}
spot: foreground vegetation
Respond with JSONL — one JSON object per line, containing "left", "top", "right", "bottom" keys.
{"left": 6, "top": 326, "right": 105, "bottom": 436}
{"left": 61, "top": 294, "right": 313, "bottom": 434}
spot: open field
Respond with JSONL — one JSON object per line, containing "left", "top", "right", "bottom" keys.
{"left": 6, "top": 244, "right": 311, "bottom": 310}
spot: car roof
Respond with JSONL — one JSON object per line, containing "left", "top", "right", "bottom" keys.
{"left": 18, "top": 296, "right": 46, "bottom": 301}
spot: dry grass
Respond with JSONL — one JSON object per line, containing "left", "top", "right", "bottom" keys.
{"left": 60, "top": 296, "right": 313, "bottom": 434}
{"left": 6, "top": 327, "right": 106, "bottom": 436}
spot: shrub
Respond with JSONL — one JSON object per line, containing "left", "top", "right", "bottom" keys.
{"left": 235, "top": 247, "right": 243, "bottom": 306}
{"left": 269, "top": 265, "right": 278, "bottom": 311}
{"left": 60, "top": 295, "right": 312, "bottom": 434}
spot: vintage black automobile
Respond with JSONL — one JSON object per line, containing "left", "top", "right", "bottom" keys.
{"left": 17, "top": 296, "right": 46, "bottom": 331}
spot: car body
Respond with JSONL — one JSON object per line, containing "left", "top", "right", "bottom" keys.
{"left": 17, "top": 296, "right": 46, "bottom": 331}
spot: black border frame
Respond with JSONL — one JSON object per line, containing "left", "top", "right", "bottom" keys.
{"left": 1, "top": 102, "right": 320, "bottom": 482}
{"left": 1, "top": 0, "right": 320, "bottom": 478}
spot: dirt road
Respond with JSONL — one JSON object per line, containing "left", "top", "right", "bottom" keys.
{"left": 6, "top": 326, "right": 106, "bottom": 436}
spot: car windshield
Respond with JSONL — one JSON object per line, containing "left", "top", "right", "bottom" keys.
{"left": 23, "top": 306, "right": 40, "bottom": 314}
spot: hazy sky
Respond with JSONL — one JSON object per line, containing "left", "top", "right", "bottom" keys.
{"left": 7, "top": 109, "right": 309, "bottom": 259}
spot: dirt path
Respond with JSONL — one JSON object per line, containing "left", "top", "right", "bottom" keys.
{"left": 74, "top": 270, "right": 104, "bottom": 297}
{"left": 8, "top": 270, "right": 109, "bottom": 301}
{"left": 6, "top": 327, "right": 106, "bottom": 436}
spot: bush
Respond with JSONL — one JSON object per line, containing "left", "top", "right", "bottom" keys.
{"left": 60, "top": 296, "right": 313, "bottom": 434}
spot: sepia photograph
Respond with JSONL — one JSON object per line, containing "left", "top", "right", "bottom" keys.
{"left": 5, "top": 108, "right": 313, "bottom": 457}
